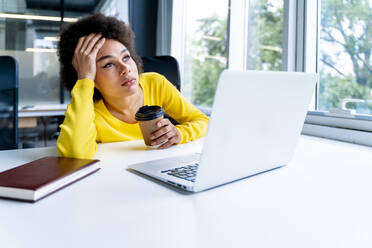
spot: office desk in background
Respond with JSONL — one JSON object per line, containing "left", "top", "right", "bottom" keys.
{"left": 18, "top": 104, "right": 67, "bottom": 128}
{"left": 0, "top": 136, "right": 371, "bottom": 248}
{"left": 18, "top": 104, "right": 67, "bottom": 147}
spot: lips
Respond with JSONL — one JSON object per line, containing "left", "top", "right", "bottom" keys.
{"left": 121, "top": 79, "right": 136, "bottom": 87}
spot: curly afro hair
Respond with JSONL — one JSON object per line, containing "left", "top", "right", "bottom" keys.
{"left": 58, "top": 12, "right": 143, "bottom": 101}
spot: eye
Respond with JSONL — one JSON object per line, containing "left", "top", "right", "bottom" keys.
{"left": 103, "top": 63, "right": 114, "bottom": 68}
{"left": 122, "top": 55, "right": 131, "bottom": 62}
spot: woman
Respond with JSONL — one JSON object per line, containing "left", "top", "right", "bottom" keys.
{"left": 57, "top": 13, "right": 209, "bottom": 159}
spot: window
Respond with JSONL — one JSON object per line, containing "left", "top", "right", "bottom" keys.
{"left": 246, "top": 0, "right": 284, "bottom": 71}
{"left": 176, "top": 0, "right": 229, "bottom": 108}
{"left": 173, "top": 0, "right": 284, "bottom": 108}
{"left": 0, "top": 14, "right": 63, "bottom": 105}
{"left": 301, "top": 0, "right": 372, "bottom": 145}
{"left": 172, "top": 0, "right": 372, "bottom": 145}
{"left": 319, "top": 0, "right": 372, "bottom": 115}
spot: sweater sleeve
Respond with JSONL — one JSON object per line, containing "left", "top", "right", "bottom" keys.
{"left": 56, "top": 79, "right": 97, "bottom": 159}
{"left": 158, "top": 75, "right": 209, "bottom": 144}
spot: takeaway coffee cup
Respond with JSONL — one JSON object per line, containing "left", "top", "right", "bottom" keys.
{"left": 135, "top": 105, "right": 165, "bottom": 146}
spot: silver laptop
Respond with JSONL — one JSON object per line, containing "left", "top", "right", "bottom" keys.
{"left": 129, "top": 70, "right": 317, "bottom": 192}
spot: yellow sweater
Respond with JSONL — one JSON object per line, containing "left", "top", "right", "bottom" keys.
{"left": 57, "top": 72, "right": 209, "bottom": 158}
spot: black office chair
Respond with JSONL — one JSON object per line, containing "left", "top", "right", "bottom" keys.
{"left": 141, "top": 56, "right": 181, "bottom": 91}
{"left": 141, "top": 55, "right": 181, "bottom": 124}
{"left": 0, "top": 56, "right": 18, "bottom": 150}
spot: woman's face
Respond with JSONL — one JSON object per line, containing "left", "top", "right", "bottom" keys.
{"left": 94, "top": 39, "right": 140, "bottom": 99}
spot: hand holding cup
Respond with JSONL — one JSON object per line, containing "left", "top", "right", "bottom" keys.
{"left": 150, "top": 118, "right": 181, "bottom": 149}
{"left": 135, "top": 105, "right": 180, "bottom": 149}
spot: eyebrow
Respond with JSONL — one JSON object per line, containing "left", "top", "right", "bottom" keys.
{"left": 96, "top": 49, "right": 128, "bottom": 63}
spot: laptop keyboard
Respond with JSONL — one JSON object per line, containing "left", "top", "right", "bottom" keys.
{"left": 161, "top": 163, "right": 199, "bottom": 182}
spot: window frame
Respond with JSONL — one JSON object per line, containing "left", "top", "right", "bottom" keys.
{"left": 170, "top": 0, "right": 186, "bottom": 92}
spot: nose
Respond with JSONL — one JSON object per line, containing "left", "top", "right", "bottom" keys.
{"left": 119, "top": 62, "right": 130, "bottom": 76}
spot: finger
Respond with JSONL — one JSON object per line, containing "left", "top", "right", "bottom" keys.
{"left": 150, "top": 124, "right": 171, "bottom": 140}
{"left": 151, "top": 118, "right": 171, "bottom": 139}
{"left": 91, "top": 37, "right": 106, "bottom": 56}
{"left": 74, "top": 36, "right": 85, "bottom": 55}
{"left": 156, "top": 118, "right": 171, "bottom": 128}
{"left": 158, "top": 136, "right": 178, "bottom": 149}
{"left": 151, "top": 131, "right": 173, "bottom": 146}
{"left": 80, "top": 33, "right": 96, "bottom": 53}
{"left": 85, "top": 33, "right": 103, "bottom": 54}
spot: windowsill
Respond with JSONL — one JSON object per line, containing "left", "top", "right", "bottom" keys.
{"left": 302, "top": 123, "right": 372, "bottom": 147}
{"left": 304, "top": 110, "right": 372, "bottom": 147}
{"left": 305, "top": 111, "right": 372, "bottom": 146}
{"left": 307, "top": 110, "right": 372, "bottom": 122}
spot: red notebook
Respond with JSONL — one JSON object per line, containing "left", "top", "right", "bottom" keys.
{"left": 0, "top": 156, "right": 100, "bottom": 202}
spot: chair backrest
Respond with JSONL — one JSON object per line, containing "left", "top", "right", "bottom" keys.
{"left": 141, "top": 56, "right": 181, "bottom": 125}
{"left": 141, "top": 56, "right": 181, "bottom": 91}
{"left": 0, "top": 56, "right": 18, "bottom": 150}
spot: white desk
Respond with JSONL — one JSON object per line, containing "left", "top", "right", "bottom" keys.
{"left": 0, "top": 136, "right": 371, "bottom": 248}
